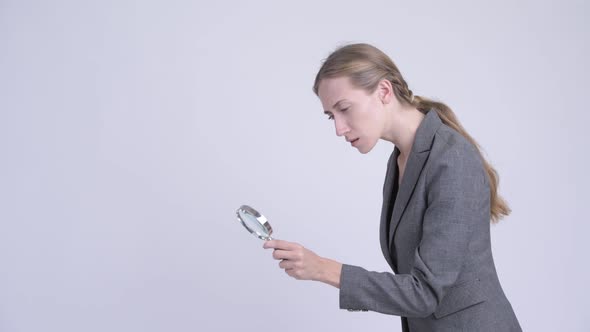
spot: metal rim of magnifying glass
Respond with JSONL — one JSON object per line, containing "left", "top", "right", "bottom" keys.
{"left": 236, "top": 205, "right": 273, "bottom": 240}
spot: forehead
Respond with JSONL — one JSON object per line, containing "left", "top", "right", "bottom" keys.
{"left": 317, "top": 77, "right": 366, "bottom": 110}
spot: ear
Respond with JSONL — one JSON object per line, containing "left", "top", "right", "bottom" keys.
{"left": 376, "top": 79, "right": 394, "bottom": 105}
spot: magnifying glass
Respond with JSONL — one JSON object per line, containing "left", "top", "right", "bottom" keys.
{"left": 236, "top": 205, "right": 274, "bottom": 240}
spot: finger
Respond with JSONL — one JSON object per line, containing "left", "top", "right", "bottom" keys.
{"left": 272, "top": 249, "right": 299, "bottom": 261}
{"left": 263, "top": 239, "right": 299, "bottom": 250}
{"left": 285, "top": 268, "right": 296, "bottom": 278}
{"left": 285, "top": 268, "right": 302, "bottom": 280}
{"left": 279, "top": 259, "right": 294, "bottom": 270}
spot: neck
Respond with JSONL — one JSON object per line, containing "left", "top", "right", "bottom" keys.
{"left": 381, "top": 104, "right": 425, "bottom": 159}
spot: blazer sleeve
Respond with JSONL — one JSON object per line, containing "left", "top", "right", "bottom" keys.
{"left": 339, "top": 144, "right": 489, "bottom": 317}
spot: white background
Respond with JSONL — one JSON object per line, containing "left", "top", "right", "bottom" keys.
{"left": 1, "top": 0, "right": 589, "bottom": 331}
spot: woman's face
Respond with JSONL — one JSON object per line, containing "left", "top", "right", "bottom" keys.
{"left": 317, "top": 77, "right": 385, "bottom": 154}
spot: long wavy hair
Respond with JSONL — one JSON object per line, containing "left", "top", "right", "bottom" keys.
{"left": 313, "top": 43, "right": 510, "bottom": 223}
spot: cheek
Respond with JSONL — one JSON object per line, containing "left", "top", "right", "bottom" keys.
{"left": 363, "top": 109, "right": 381, "bottom": 134}
{"left": 370, "top": 104, "right": 384, "bottom": 130}
{"left": 352, "top": 113, "right": 370, "bottom": 133}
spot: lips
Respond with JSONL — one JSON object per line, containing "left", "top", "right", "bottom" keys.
{"left": 350, "top": 138, "right": 360, "bottom": 146}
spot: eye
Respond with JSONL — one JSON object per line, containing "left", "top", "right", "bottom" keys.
{"left": 341, "top": 107, "right": 349, "bottom": 112}
{"left": 327, "top": 114, "right": 334, "bottom": 120}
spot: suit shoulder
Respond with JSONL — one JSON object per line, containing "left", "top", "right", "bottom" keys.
{"left": 428, "top": 124, "right": 484, "bottom": 175}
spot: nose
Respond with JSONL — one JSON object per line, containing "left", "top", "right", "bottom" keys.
{"left": 334, "top": 117, "right": 350, "bottom": 137}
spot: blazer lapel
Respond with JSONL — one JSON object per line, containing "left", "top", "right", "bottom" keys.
{"left": 379, "top": 147, "right": 400, "bottom": 270}
{"left": 388, "top": 110, "right": 443, "bottom": 252}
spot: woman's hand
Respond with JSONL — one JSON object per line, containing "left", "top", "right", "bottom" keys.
{"left": 263, "top": 239, "right": 342, "bottom": 288}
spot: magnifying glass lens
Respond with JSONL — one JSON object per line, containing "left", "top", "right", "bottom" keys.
{"left": 236, "top": 205, "right": 273, "bottom": 240}
{"left": 238, "top": 209, "right": 269, "bottom": 236}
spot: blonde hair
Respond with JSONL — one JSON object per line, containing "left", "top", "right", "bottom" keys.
{"left": 313, "top": 43, "right": 510, "bottom": 223}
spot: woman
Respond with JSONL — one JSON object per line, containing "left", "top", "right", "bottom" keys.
{"left": 263, "top": 43, "right": 521, "bottom": 331}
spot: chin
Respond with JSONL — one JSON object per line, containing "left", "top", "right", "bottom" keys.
{"left": 357, "top": 141, "right": 377, "bottom": 154}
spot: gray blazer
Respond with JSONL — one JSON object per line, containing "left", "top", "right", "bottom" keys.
{"left": 339, "top": 110, "right": 521, "bottom": 331}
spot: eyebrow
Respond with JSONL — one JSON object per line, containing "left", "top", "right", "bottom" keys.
{"left": 323, "top": 99, "right": 348, "bottom": 114}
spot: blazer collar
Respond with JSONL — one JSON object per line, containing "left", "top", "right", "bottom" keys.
{"left": 411, "top": 109, "right": 442, "bottom": 153}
